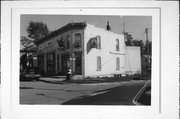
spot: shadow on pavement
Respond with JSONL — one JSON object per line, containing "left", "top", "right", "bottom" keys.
{"left": 62, "top": 81, "right": 148, "bottom": 105}
{"left": 20, "top": 87, "right": 34, "bottom": 89}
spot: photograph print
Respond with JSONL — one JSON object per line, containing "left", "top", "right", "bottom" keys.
{"left": 20, "top": 15, "right": 152, "bottom": 105}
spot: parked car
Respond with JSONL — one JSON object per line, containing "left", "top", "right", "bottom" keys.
{"left": 20, "top": 68, "right": 40, "bottom": 81}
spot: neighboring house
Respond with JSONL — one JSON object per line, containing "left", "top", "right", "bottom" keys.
{"left": 125, "top": 46, "right": 141, "bottom": 75}
{"left": 35, "top": 22, "right": 141, "bottom": 78}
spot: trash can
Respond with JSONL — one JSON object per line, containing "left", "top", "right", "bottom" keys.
{"left": 66, "top": 68, "right": 72, "bottom": 81}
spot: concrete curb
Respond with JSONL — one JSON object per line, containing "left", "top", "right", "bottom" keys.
{"left": 38, "top": 77, "right": 133, "bottom": 85}
{"left": 132, "top": 80, "right": 151, "bottom": 105}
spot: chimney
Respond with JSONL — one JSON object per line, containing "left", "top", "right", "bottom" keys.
{"left": 106, "top": 21, "right": 111, "bottom": 31}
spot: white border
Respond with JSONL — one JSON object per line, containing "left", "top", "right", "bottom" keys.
{"left": 1, "top": 1, "right": 179, "bottom": 119}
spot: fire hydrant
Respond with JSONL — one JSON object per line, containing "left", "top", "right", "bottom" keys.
{"left": 66, "top": 68, "right": 72, "bottom": 81}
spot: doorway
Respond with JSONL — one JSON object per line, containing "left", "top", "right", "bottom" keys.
{"left": 74, "top": 52, "right": 82, "bottom": 75}
{"left": 61, "top": 54, "right": 70, "bottom": 75}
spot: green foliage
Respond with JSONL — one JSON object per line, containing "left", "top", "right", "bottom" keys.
{"left": 21, "top": 21, "right": 49, "bottom": 51}
{"left": 20, "top": 36, "right": 36, "bottom": 51}
{"left": 124, "top": 32, "right": 152, "bottom": 56}
{"left": 124, "top": 32, "right": 133, "bottom": 46}
{"left": 27, "top": 21, "right": 49, "bottom": 41}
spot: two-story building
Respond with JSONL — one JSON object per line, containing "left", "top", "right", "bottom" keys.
{"left": 36, "top": 22, "right": 141, "bottom": 78}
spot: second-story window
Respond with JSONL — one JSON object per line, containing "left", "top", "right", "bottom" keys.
{"left": 57, "top": 38, "right": 65, "bottom": 50}
{"left": 116, "top": 39, "right": 120, "bottom": 51}
{"left": 74, "top": 33, "right": 81, "bottom": 48}
{"left": 67, "top": 35, "right": 70, "bottom": 49}
{"left": 91, "top": 35, "right": 101, "bottom": 49}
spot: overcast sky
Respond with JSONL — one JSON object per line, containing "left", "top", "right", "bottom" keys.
{"left": 21, "top": 15, "right": 152, "bottom": 42}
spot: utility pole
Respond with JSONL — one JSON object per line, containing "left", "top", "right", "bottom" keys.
{"left": 145, "top": 28, "right": 150, "bottom": 71}
{"left": 122, "top": 17, "right": 127, "bottom": 43}
{"left": 145, "top": 28, "right": 149, "bottom": 56}
{"left": 123, "top": 22, "right": 125, "bottom": 34}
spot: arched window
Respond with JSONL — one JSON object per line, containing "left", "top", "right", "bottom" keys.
{"left": 116, "top": 57, "right": 120, "bottom": 71}
{"left": 97, "top": 56, "right": 101, "bottom": 71}
{"left": 74, "top": 33, "right": 81, "bottom": 48}
{"left": 97, "top": 35, "right": 101, "bottom": 49}
{"left": 116, "top": 39, "right": 120, "bottom": 51}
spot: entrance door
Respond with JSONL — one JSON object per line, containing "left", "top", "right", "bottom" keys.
{"left": 61, "top": 54, "right": 70, "bottom": 75}
{"left": 74, "top": 52, "right": 82, "bottom": 75}
{"left": 46, "top": 52, "right": 55, "bottom": 75}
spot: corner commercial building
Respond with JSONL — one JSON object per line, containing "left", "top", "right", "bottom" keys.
{"left": 36, "top": 22, "right": 141, "bottom": 78}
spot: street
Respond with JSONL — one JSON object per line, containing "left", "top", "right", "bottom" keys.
{"left": 20, "top": 78, "right": 148, "bottom": 105}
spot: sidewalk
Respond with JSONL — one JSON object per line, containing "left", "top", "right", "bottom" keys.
{"left": 39, "top": 76, "right": 66, "bottom": 83}
{"left": 38, "top": 76, "right": 134, "bottom": 84}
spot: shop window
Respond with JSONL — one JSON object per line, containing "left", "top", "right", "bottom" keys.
{"left": 116, "top": 57, "right": 120, "bottom": 71}
{"left": 74, "top": 33, "right": 81, "bottom": 48}
{"left": 67, "top": 35, "right": 70, "bottom": 49}
{"left": 116, "top": 39, "right": 120, "bottom": 51}
{"left": 38, "top": 54, "right": 44, "bottom": 74}
{"left": 46, "top": 52, "right": 55, "bottom": 74}
{"left": 57, "top": 55, "right": 60, "bottom": 71}
{"left": 97, "top": 56, "right": 101, "bottom": 71}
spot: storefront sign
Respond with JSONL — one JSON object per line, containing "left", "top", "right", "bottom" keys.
{"left": 39, "top": 45, "right": 45, "bottom": 50}
{"left": 46, "top": 42, "right": 53, "bottom": 48}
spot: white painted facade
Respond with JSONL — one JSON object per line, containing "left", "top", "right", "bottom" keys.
{"left": 125, "top": 46, "right": 141, "bottom": 75}
{"left": 84, "top": 24, "right": 126, "bottom": 77}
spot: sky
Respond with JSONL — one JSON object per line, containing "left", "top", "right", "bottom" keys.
{"left": 21, "top": 15, "right": 152, "bottom": 42}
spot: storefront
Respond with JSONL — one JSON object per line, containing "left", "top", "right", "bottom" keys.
{"left": 36, "top": 22, "right": 140, "bottom": 78}
{"left": 46, "top": 52, "right": 55, "bottom": 75}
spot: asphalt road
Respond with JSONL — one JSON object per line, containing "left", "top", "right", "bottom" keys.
{"left": 63, "top": 80, "right": 148, "bottom": 105}
{"left": 20, "top": 79, "right": 148, "bottom": 105}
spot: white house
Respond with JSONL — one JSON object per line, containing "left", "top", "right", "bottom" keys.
{"left": 36, "top": 22, "right": 141, "bottom": 79}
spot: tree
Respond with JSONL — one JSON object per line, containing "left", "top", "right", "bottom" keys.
{"left": 27, "top": 21, "right": 49, "bottom": 41}
{"left": 124, "top": 32, "right": 133, "bottom": 46}
{"left": 20, "top": 36, "right": 36, "bottom": 51}
{"left": 21, "top": 21, "right": 49, "bottom": 51}
{"left": 145, "top": 40, "right": 152, "bottom": 55}
{"left": 132, "top": 39, "right": 144, "bottom": 55}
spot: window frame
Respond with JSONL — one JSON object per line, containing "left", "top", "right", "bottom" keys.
{"left": 116, "top": 39, "right": 120, "bottom": 51}
{"left": 74, "top": 33, "right": 81, "bottom": 48}
{"left": 57, "top": 37, "right": 65, "bottom": 50}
